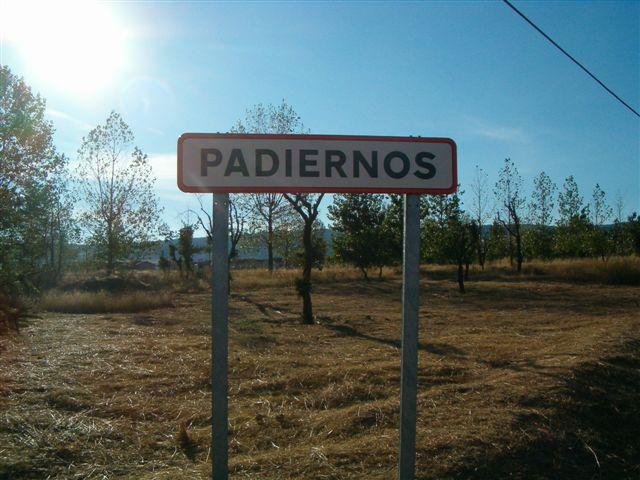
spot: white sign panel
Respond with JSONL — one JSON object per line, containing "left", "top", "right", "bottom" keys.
{"left": 178, "top": 133, "right": 457, "bottom": 194}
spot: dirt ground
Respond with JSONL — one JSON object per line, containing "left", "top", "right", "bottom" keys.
{"left": 1, "top": 271, "right": 639, "bottom": 479}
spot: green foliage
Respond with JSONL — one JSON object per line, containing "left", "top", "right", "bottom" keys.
{"left": 422, "top": 192, "right": 464, "bottom": 263}
{"left": 558, "top": 175, "right": 588, "bottom": 225}
{"left": 528, "top": 171, "right": 556, "bottom": 227}
{"left": 523, "top": 226, "right": 555, "bottom": 260}
{"left": 525, "top": 171, "right": 557, "bottom": 260}
{"left": 554, "top": 213, "right": 593, "bottom": 258}
{"left": 554, "top": 177, "right": 593, "bottom": 258}
{"left": 0, "top": 65, "right": 74, "bottom": 294}
{"left": 486, "top": 221, "right": 510, "bottom": 261}
{"left": 421, "top": 191, "right": 475, "bottom": 292}
{"left": 77, "top": 111, "right": 164, "bottom": 274}
{"left": 380, "top": 194, "right": 404, "bottom": 265}
{"left": 328, "top": 194, "right": 389, "bottom": 278}
{"left": 626, "top": 212, "right": 640, "bottom": 256}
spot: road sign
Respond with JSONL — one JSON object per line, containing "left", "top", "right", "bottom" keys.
{"left": 177, "top": 133, "right": 457, "bottom": 480}
{"left": 178, "top": 133, "right": 456, "bottom": 194}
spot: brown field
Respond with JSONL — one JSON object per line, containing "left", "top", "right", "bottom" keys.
{"left": 1, "top": 264, "right": 639, "bottom": 479}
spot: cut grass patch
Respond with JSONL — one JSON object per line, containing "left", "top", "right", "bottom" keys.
{"left": 41, "top": 290, "right": 174, "bottom": 313}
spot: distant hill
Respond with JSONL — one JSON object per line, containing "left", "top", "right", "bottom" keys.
{"left": 144, "top": 228, "right": 336, "bottom": 264}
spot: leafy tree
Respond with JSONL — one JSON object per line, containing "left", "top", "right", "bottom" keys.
{"left": 293, "top": 220, "right": 326, "bottom": 271}
{"left": 380, "top": 194, "right": 404, "bottom": 265}
{"left": 0, "top": 65, "right": 71, "bottom": 293}
{"left": 626, "top": 212, "right": 640, "bottom": 256}
{"left": 422, "top": 191, "right": 474, "bottom": 291}
{"left": 422, "top": 192, "right": 462, "bottom": 262}
{"left": 555, "top": 176, "right": 591, "bottom": 257}
{"left": 609, "top": 194, "right": 630, "bottom": 256}
{"left": 328, "top": 194, "right": 388, "bottom": 279}
{"left": 494, "top": 158, "right": 525, "bottom": 271}
{"left": 558, "top": 175, "right": 587, "bottom": 223}
{"left": 444, "top": 215, "right": 476, "bottom": 293}
{"left": 526, "top": 171, "right": 557, "bottom": 259}
{"left": 486, "top": 221, "right": 510, "bottom": 261}
{"left": 77, "top": 111, "right": 163, "bottom": 274}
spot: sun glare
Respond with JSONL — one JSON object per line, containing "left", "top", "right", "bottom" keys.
{"left": 1, "top": 1, "right": 127, "bottom": 95}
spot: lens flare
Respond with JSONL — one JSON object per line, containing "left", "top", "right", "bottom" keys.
{"left": 1, "top": 0, "right": 127, "bottom": 95}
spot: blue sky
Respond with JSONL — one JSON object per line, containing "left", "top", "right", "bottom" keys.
{"left": 1, "top": 0, "right": 638, "bottom": 231}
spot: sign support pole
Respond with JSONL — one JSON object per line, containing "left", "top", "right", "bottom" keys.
{"left": 398, "top": 193, "right": 420, "bottom": 480}
{"left": 211, "top": 193, "right": 229, "bottom": 480}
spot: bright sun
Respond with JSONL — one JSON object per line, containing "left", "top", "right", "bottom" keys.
{"left": 1, "top": 1, "right": 127, "bottom": 95}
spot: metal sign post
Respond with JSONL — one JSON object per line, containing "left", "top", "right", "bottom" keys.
{"left": 211, "top": 193, "right": 229, "bottom": 480}
{"left": 398, "top": 193, "right": 420, "bottom": 480}
{"left": 177, "top": 134, "right": 457, "bottom": 480}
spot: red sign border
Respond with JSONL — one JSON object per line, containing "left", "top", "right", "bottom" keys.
{"left": 177, "top": 133, "right": 457, "bottom": 194}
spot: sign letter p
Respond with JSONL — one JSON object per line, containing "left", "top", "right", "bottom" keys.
{"left": 201, "top": 148, "right": 222, "bottom": 176}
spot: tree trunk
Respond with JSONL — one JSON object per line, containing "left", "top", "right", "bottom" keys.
{"left": 300, "top": 221, "right": 314, "bottom": 324}
{"left": 267, "top": 219, "right": 274, "bottom": 273}
{"left": 515, "top": 227, "right": 523, "bottom": 272}
{"left": 107, "top": 245, "right": 115, "bottom": 275}
{"left": 57, "top": 230, "right": 64, "bottom": 275}
{"left": 360, "top": 267, "right": 369, "bottom": 280}
{"left": 457, "top": 261, "right": 465, "bottom": 293}
{"left": 464, "top": 261, "right": 470, "bottom": 280}
{"left": 508, "top": 235, "right": 514, "bottom": 268}
{"left": 378, "top": 265, "right": 383, "bottom": 279}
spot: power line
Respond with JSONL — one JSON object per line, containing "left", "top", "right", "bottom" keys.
{"left": 502, "top": 0, "right": 640, "bottom": 118}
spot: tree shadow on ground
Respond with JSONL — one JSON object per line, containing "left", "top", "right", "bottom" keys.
{"left": 421, "top": 338, "right": 640, "bottom": 480}
{"left": 322, "top": 322, "right": 467, "bottom": 357}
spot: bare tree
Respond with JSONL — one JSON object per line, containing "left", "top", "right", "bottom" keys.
{"left": 248, "top": 193, "right": 290, "bottom": 272}
{"left": 231, "top": 100, "right": 307, "bottom": 272}
{"left": 590, "top": 183, "right": 613, "bottom": 261}
{"left": 469, "top": 165, "right": 491, "bottom": 269}
{"left": 273, "top": 207, "right": 302, "bottom": 269}
{"left": 494, "top": 158, "right": 525, "bottom": 272}
{"left": 591, "top": 183, "right": 613, "bottom": 227}
{"left": 77, "top": 111, "right": 163, "bottom": 274}
{"left": 192, "top": 194, "right": 248, "bottom": 263}
{"left": 283, "top": 193, "right": 325, "bottom": 324}
{"left": 614, "top": 193, "right": 625, "bottom": 223}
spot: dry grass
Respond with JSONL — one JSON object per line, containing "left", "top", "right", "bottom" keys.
{"left": 1, "top": 265, "right": 639, "bottom": 479}
{"left": 523, "top": 256, "right": 640, "bottom": 285}
{"left": 231, "top": 265, "right": 397, "bottom": 290}
{"left": 40, "top": 290, "right": 174, "bottom": 313}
